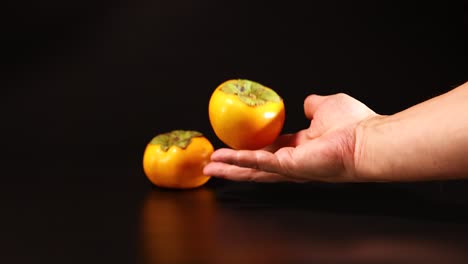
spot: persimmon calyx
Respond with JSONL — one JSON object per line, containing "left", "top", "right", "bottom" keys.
{"left": 220, "top": 79, "right": 282, "bottom": 107}
{"left": 149, "top": 130, "right": 202, "bottom": 151}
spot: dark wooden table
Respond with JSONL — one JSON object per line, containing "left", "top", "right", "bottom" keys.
{"left": 3, "top": 156, "right": 468, "bottom": 264}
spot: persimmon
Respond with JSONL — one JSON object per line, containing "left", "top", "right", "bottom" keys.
{"left": 142, "top": 130, "right": 213, "bottom": 189}
{"left": 208, "top": 79, "right": 285, "bottom": 150}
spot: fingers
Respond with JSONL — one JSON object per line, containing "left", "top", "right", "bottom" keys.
{"left": 262, "top": 130, "right": 309, "bottom": 152}
{"left": 304, "top": 94, "right": 329, "bottom": 120}
{"left": 203, "top": 162, "right": 290, "bottom": 182}
{"left": 209, "top": 148, "right": 283, "bottom": 173}
{"left": 203, "top": 148, "right": 301, "bottom": 182}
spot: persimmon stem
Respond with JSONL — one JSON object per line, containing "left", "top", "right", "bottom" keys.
{"left": 220, "top": 79, "right": 282, "bottom": 107}
{"left": 150, "top": 130, "right": 202, "bottom": 151}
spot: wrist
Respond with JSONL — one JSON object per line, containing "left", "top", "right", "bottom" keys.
{"left": 353, "top": 114, "right": 391, "bottom": 182}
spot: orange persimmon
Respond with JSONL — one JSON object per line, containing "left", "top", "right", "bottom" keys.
{"left": 142, "top": 130, "right": 213, "bottom": 189}
{"left": 208, "top": 79, "right": 285, "bottom": 150}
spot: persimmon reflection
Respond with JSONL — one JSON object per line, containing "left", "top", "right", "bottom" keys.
{"left": 139, "top": 188, "right": 216, "bottom": 264}
{"left": 139, "top": 188, "right": 468, "bottom": 264}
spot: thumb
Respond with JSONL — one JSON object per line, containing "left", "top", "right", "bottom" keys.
{"left": 304, "top": 94, "right": 329, "bottom": 120}
{"left": 304, "top": 94, "right": 330, "bottom": 139}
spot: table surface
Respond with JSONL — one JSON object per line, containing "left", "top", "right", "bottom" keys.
{"left": 3, "top": 156, "right": 468, "bottom": 264}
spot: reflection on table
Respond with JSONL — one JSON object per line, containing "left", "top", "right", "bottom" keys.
{"left": 139, "top": 186, "right": 468, "bottom": 264}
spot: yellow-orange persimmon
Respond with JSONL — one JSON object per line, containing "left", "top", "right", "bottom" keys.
{"left": 142, "top": 130, "right": 213, "bottom": 189}
{"left": 208, "top": 79, "right": 285, "bottom": 150}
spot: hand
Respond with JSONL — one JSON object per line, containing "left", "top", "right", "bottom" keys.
{"left": 203, "top": 93, "right": 378, "bottom": 183}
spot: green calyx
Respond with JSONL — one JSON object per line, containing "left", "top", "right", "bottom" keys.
{"left": 150, "top": 130, "right": 202, "bottom": 151}
{"left": 220, "top": 79, "right": 281, "bottom": 107}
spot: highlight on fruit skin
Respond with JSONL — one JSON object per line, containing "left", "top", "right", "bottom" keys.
{"left": 208, "top": 79, "right": 285, "bottom": 150}
{"left": 142, "top": 130, "right": 214, "bottom": 189}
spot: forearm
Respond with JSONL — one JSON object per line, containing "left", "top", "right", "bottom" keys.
{"left": 355, "top": 81, "right": 468, "bottom": 182}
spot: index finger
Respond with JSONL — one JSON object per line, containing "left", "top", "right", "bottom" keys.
{"left": 209, "top": 148, "right": 293, "bottom": 176}
{"left": 210, "top": 148, "right": 277, "bottom": 171}
{"left": 203, "top": 162, "right": 290, "bottom": 182}
{"left": 262, "top": 130, "right": 309, "bottom": 153}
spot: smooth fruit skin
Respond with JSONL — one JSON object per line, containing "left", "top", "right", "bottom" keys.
{"left": 208, "top": 80, "right": 285, "bottom": 150}
{"left": 143, "top": 137, "right": 214, "bottom": 189}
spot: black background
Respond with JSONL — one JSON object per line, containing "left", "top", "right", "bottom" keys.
{"left": 3, "top": 2, "right": 468, "bottom": 159}
{"left": 2, "top": 1, "right": 468, "bottom": 263}
{"left": 3, "top": 1, "right": 467, "bottom": 171}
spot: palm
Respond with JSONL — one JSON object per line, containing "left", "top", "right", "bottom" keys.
{"left": 271, "top": 94, "right": 375, "bottom": 182}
